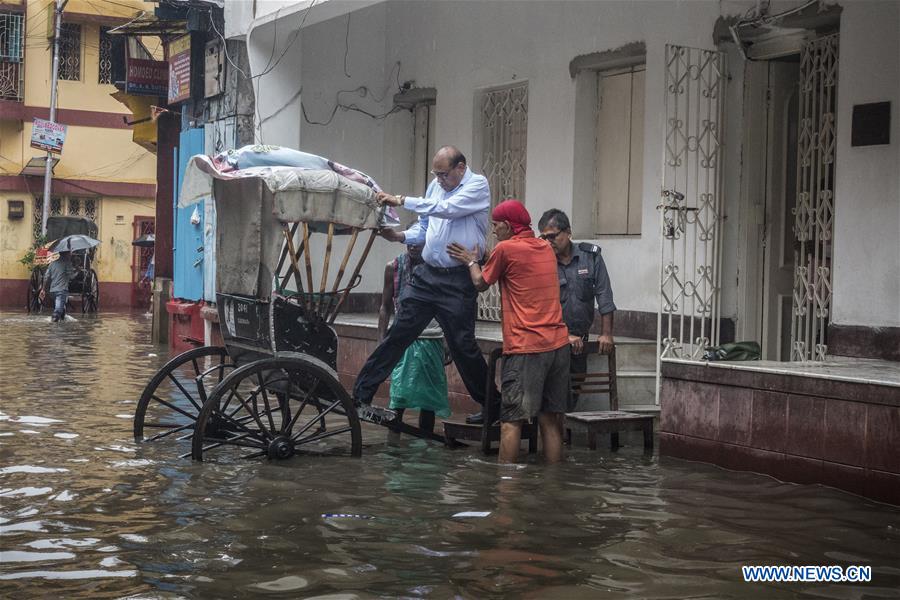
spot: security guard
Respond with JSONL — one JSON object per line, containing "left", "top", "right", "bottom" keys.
{"left": 538, "top": 209, "right": 616, "bottom": 407}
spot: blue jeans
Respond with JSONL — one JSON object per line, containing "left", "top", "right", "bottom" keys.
{"left": 52, "top": 292, "right": 68, "bottom": 321}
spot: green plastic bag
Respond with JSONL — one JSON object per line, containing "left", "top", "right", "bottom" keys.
{"left": 702, "top": 341, "right": 761, "bottom": 361}
{"left": 389, "top": 338, "right": 451, "bottom": 417}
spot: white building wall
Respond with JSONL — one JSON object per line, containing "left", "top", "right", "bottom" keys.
{"left": 243, "top": 0, "right": 900, "bottom": 331}
{"left": 226, "top": 0, "right": 302, "bottom": 39}
{"left": 831, "top": 0, "right": 900, "bottom": 327}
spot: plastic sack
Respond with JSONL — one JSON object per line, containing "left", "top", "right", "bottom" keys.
{"left": 389, "top": 338, "right": 450, "bottom": 417}
{"left": 702, "top": 341, "right": 761, "bottom": 361}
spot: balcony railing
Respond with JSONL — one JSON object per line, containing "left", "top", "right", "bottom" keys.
{"left": 0, "top": 12, "right": 24, "bottom": 101}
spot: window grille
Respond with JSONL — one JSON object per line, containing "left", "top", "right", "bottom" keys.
{"left": 33, "top": 197, "right": 43, "bottom": 240}
{"left": 0, "top": 12, "right": 24, "bottom": 100}
{"left": 98, "top": 26, "right": 112, "bottom": 84}
{"left": 33, "top": 196, "right": 99, "bottom": 240}
{"left": 67, "top": 198, "right": 82, "bottom": 216}
{"left": 478, "top": 82, "right": 528, "bottom": 321}
{"left": 58, "top": 23, "right": 81, "bottom": 81}
{"left": 83, "top": 198, "right": 97, "bottom": 221}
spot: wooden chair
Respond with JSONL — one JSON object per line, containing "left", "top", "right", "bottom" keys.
{"left": 565, "top": 341, "right": 654, "bottom": 451}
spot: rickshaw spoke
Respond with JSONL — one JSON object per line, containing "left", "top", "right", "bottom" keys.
{"left": 291, "top": 399, "right": 341, "bottom": 442}
{"left": 257, "top": 371, "right": 278, "bottom": 433}
{"left": 241, "top": 451, "right": 268, "bottom": 460}
{"left": 283, "top": 373, "right": 319, "bottom": 434}
{"left": 198, "top": 432, "right": 263, "bottom": 452}
{"left": 210, "top": 410, "right": 269, "bottom": 443}
{"left": 217, "top": 355, "right": 226, "bottom": 383}
{"left": 134, "top": 346, "right": 233, "bottom": 444}
{"left": 144, "top": 422, "right": 194, "bottom": 442}
{"left": 295, "top": 426, "right": 353, "bottom": 446}
{"left": 190, "top": 355, "right": 361, "bottom": 461}
{"left": 165, "top": 373, "right": 203, "bottom": 412}
{"left": 150, "top": 394, "right": 198, "bottom": 421}
{"left": 237, "top": 388, "right": 273, "bottom": 439}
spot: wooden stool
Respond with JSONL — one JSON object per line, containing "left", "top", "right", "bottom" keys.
{"left": 565, "top": 411, "right": 654, "bottom": 450}
{"left": 565, "top": 342, "right": 654, "bottom": 451}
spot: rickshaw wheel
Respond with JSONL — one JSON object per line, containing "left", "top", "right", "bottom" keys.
{"left": 82, "top": 268, "right": 99, "bottom": 313}
{"left": 191, "top": 353, "right": 362, "bottom": 462}
{"left": 133, "top": 346, "right": 234, "bottom": 444}
{"left": 26, "top": 269, "right": 44, "bottom": 313}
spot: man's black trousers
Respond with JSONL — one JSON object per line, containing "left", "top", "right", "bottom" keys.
{"left": 353, "top": 263, "right": 491, "bottom": 407}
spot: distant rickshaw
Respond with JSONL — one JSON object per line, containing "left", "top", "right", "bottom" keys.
{"left": 26, "top": 216, "right": 100, "bottom": 314}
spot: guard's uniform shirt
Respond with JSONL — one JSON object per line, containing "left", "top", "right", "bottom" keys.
{"left": 558, "top": 242, "right": 616, "bottom": 337}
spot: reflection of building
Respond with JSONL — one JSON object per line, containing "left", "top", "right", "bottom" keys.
{"left": 242, "top": 1, "right": 898, "bottom": 504}
{"left": 0, "top": 0, "right": 158, "bottom": 308}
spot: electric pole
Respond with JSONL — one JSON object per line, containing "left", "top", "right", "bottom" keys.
{"left": 41, "top": 0, "right": 67, "bottom": 236}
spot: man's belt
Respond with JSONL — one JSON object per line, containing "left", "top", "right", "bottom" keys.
{"left": 424, "top": 263, "right": 469, "bottom": 274}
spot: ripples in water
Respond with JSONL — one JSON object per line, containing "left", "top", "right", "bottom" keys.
{"left": 1, "top": 311, "right": 899, "bottom": 599}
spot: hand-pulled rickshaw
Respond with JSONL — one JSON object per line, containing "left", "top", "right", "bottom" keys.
{"left": 27, "top": 215, "right": 100, "bottom": 313}
{"left": 133, "top": 155, "right": 446, "bottom": 462}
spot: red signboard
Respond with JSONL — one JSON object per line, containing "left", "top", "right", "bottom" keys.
{"left": 167, "top": 34, "right": 191, "bottom": 104}
{"left": 126, "top": 57, "right": 168, "bottom": 97}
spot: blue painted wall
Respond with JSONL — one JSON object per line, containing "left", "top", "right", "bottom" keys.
{"left": 173, "top": 127, "right": 206, "bottom": 301}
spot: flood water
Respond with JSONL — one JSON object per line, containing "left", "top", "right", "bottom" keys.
{"left": 0, "top": 311, "right": 898, "bottom": 599}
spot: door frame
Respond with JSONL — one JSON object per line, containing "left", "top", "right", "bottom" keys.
{"left": 735, "top": 60, "right": 769, "bottom": 345}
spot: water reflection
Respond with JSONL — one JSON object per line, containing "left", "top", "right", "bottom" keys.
{"left": 1, "top": 311, "right": 899, "bottom": 599}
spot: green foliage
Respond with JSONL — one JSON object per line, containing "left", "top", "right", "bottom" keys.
{"left": 19, "top": 235, "right": 49, "bottom": 272}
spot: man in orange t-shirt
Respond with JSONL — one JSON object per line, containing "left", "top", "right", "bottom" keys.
{"left": 448, "top": 200, "right": 571, "bottom": 463}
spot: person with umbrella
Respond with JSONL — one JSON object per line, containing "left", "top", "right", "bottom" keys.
{"left": 41, "top": 234, "right": 101, "bottom": 321}
{"left": 40, "top": 251, "right": 74, "bottom": 322}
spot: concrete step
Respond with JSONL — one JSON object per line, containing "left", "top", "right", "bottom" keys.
{"left": 574, "top": 369, "right": 657, "bottom": 412}
{"left": 582, "top": 338, "right": 658, "bottom": 372}
{"left": 618, "top": 371, "right": 657, "bottom": 412}
{"left": 613, "top": 339, "right": 658, "bottom": 371}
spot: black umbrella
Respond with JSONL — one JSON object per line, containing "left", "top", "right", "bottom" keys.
{"left": 51, "top": 234, "right": 101, "bottom": 253}
{"left": 132, "top": 233, "right": 156, "bottom": 248}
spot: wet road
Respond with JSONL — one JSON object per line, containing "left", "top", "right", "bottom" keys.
{"left": 1, "top": 311, "right": 899, "bottom": 599}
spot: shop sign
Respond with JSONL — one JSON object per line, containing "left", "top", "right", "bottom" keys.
{"left": 30, "top": 118, "right": 67, "bottom": 154}
{"left": 126, "top": 57, "right": 168, "bottom": 96}
{"left": 168, "top": 34, "right": 191, "bottom": 104}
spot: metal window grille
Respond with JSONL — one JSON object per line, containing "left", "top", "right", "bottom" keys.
{"left": 657, "top": 45, "right": 727, "bottom": 370}
{"left": 58, "top": 23, "right": 81, "bottom": 81}
{"left": 83, "top": 198, "right": 97, "bottom": 221}
{"left": 0, "top": 12, "right": 24, "bottom": 100}
{"left": 98, "top": 26, "right": 112, "bottom": 84}
{"left": 478, "top": 82, "right": 528, "bottom": 321}
{"left": 33, "top": 196, "right": 99, "bottom": 240}
{"left": 791, "top": 34, "right": 838, "bottom": 362}
{"left": 32, "top": 197, "right": 43, "bottom": 240}
{"left": 67, "top": 198, "right": 82, "bottom": 216}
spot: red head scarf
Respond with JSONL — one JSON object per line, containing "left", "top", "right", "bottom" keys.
{"left": 492, "top": 199, "right": 532, "bottom": 235}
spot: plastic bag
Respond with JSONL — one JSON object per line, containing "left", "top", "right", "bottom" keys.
{"left": 389, "top": 338, "right": 450, "bottom": 417}
{"left": 702, "top": 341, "right": 761, "bottom": 361}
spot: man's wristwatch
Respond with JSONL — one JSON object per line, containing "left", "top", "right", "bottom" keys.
{"left": 396, "top": 195, "right": 406, "bottom": 206}
{"left": 466, "top": 260, "right": 476, "bottom": 268}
